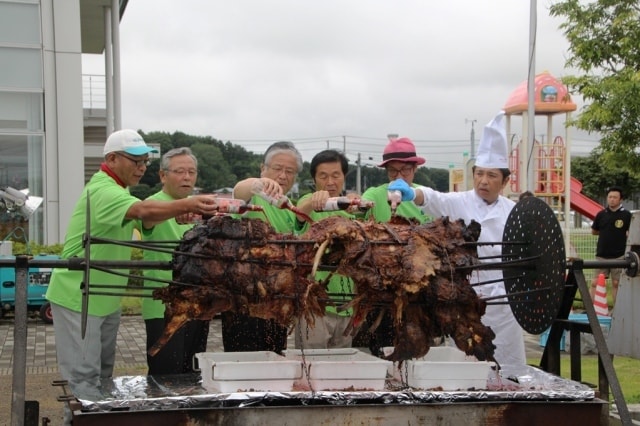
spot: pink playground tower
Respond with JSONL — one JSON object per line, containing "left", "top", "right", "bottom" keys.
{"left": 503, "top": 71, "right": 601, "bottom": 222}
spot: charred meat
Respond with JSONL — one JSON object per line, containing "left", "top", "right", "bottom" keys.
{"left": 150, "top": 215, "right": 496, "bottom": 363}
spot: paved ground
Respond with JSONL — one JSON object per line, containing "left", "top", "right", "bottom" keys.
{"left": 0, "top": 314, "right": 545, "bottom": 376}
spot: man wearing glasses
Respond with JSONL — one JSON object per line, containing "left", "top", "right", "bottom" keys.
{"left": 354, "top": 137, "right": 429, "bottom": 356}
{"left": 224, "top": 141, "right": 303, "bottom": 353}
{"left": 46, "top": 130, "right": 218, "bottom": 424}
{"left": 141, "top": 147, "right": 210, "bottom": 375}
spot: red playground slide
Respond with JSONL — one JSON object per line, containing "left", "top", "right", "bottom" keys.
{"left": 564, "top": 177, "right": 602, "bottom": 221}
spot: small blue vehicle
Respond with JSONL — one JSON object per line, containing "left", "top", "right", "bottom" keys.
{"left": 0, "top": 254, "right": 58, "bottom": 323}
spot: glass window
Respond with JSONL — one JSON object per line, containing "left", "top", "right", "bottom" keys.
{"left": 0, "top": 2, "right": 40, "bottom": 45}
{"left": 0, "top": 47, "right": 42, "bottom": 89}
{"left": 0, "top": 92, "right": 43, "bottom": 131}
{"left": 0, "top": 134, "right": 44, "bottom": 244}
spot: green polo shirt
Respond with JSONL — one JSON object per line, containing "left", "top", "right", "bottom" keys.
{"left": 141, "top": 191, "right": 195, "bottom": 320}
{"left": 46, "top": 171, "right": 139, "bottom": 316}
{"left": 362, "top": 183, "right": 429, "bottom": 223}
{"left": 242, "top": 195, "right": 297, "bottom": 233}
{"left": 296, "top": 193, "right": 355, "bottom": 316}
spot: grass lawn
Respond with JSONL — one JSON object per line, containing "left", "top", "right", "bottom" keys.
{"left": 528, "top": 355, "right": 640, "bottom": 404}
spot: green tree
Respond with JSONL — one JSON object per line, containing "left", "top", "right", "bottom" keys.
{"left": 550, "top": 0, "right": 640, "bottom": 173}
{"left": 190, "top": 142, "right": 236, "bottom": 192}
{"left": 129, "top": 183, "right": 154, "bottom": 200}
{"left": 571, "top": 150, "right": 640, "bottom": 204}
{"left": 219, "top": 141, "right": 262, "bottom": 180}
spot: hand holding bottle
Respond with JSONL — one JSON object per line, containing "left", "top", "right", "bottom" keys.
{"left": 213, "top": 198, "right": 263, "bottom": 214}
{"left": 251, "top": 178, "right": 314, "bottom": 222}
{"left": 314, "top": 196, "right": 374, "bottom": 212}
{"left": 251, "top": 179, "right": 291, "bottom": 208}
{"left": 388, "top": 178, "right": 416, "bottom": 202}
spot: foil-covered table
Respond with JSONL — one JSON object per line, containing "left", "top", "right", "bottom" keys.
{"left": 70, "top": 365, "right": 607, "bottom": 426}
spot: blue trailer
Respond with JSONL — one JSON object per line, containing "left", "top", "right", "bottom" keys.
{"left": 0, "top": 254, "right": 58, "bottom": 323}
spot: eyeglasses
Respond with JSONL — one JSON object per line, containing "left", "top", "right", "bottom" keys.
{"left": 267, "top": 164, "right": 297, "bottom": 177}
{"left": 115, "top": 152, "right": 151, "bottom": 167}
{"left": 386, "top": 165, "right": 414, "bottom": 177}
{"left": 166, "top": 168, "right": 198, "bottom": 176}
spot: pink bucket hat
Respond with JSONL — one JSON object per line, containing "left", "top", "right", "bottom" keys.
{"left": 378, "top": 137, "right": 426, "bottom": 167}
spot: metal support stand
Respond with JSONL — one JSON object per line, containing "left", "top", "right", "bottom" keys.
{"left": 11, "top": 255, "right": 30, "bottom": 426}
{"left": 540, "top": 264, "right": 631, "bottom": 425}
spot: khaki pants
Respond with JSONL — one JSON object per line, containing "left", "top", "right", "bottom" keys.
{"left": 295, "top": 312, "right": 353, "bottom": 349}
{"left": 51, "top": 303, "right": 121, "bottom": 425}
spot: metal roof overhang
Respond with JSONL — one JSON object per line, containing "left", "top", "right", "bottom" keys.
{"left": 80, "top": 0, "right": 129, "bottom": 54}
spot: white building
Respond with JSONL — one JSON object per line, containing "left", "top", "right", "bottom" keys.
{"left": 0, "top": 0, "right": 126, "bottom": 244}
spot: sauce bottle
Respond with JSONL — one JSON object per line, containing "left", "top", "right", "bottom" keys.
{"left": 251, "top": 180, "right": 291, "bottom": 208}
{"left": 317, "top": 196, "right": 374, "bottom": 212}
{"left": 387, "top": 190, "right": 402, "bottom": 213}
{"left": 215, "top": 198, "right": 263, "bottom": 214}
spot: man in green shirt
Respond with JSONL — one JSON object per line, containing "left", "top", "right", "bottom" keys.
{"left": 295, "top": 150, "right": 357, "bottom": 348}
{"left": 142, "top": 147, "right": 210, "bottom": 375}
{"left": 224, "top": 141, "right": 303, "bottom": 353}
{"left": 46, "top": 130, "right": 218, "bottom": 423}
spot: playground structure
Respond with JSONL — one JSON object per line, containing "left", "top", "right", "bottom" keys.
{"left": 505, "top": 71, "right": 600, "bottom": 221}
{"left": 508, "top": 72, "right": 604, "bottom": 220}
{"left": 450, "top": 71, "right": 601, "bottom": 250}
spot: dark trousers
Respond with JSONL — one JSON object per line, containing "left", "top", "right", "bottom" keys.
{"left": 221, "top": 312, "right": 287, "bottom": 354}
{"left": 145, "top": 318, "right": 210, "bottom": 375}
{"left": 352, "top": 309, "right": 395, "bottom": 357}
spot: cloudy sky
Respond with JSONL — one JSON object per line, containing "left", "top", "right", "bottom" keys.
{"left": 82, "top": 0, "right": 600, "bottom": 169}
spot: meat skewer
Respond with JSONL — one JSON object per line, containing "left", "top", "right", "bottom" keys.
{"left": 150, "top": 215, "right": 496, "bottom": 364}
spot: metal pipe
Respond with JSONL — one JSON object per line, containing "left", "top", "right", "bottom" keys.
{"left": 11, "top": 255, "right": 29, "bottom": 426}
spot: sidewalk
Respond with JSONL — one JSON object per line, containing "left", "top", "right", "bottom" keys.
{"left": 0, "top": 315, "right": 544, "bottom": 375}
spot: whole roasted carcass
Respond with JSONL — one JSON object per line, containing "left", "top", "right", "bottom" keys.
{"left": 150, "top": 215, "right": 496, "bottom": 363}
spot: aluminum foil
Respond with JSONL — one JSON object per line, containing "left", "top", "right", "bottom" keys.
{"left": 79, "top": 365, "right": 595, "bottom": 413}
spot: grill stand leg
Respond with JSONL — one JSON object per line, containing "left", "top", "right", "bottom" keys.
{"left": 540, "top": 266, "right": 631, "bottom": 425}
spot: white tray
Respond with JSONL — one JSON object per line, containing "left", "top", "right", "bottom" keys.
{"left": 284, "top": 348, "right": 391, "bottom": 391}
{"left": 384, "top": 346, "right": 493, "bottom": 391}
{"left": 195, "top": 351, "right": 302, "bottom": 393}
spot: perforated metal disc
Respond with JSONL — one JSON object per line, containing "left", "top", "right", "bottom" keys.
{"left": 502, "top": 196, "right": 566, "bottom": 334}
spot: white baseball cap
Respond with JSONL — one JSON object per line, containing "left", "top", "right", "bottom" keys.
{"left": 475, "top": 111, "right": 508, "bottom": 169}
{"left": 103, "top": 129, "right": 159, "bottom": 156}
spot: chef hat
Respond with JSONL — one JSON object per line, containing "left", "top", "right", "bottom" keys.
{"left": 475, "top": 111, "right": 508, "bottom": 169}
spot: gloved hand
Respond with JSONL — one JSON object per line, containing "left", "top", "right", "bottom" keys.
{"left": 388, "top": 178, "right": 415, "bottom": 202}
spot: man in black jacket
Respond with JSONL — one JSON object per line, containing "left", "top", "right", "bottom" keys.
{"left": 590, "top": 186, "right": 632, "bottom": 307}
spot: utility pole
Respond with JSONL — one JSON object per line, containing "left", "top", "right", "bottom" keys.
{"left": 465, "top": 119, "right": 477, "bottom": 159}
{"left": 343, "top": 135, "right": 346, "bottom": 153}
{"left": 356, "top": 153, "right": 362, "bottom": 194}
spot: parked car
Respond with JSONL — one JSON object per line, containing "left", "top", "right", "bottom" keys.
{"left": 0, "top": 254, "right": 58, "bottom": 323}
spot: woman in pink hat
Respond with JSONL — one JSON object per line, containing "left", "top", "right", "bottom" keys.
{"left": 354, "top": 137, "right": 430, "bottom": 356}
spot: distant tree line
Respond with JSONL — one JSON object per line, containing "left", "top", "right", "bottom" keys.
{"left": 130, "top": 130, "right": 450, "bottom": 201}
{"left": 571, "top": 149, "right": 640, "bottom": 206}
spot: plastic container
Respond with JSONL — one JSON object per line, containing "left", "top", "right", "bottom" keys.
{"left": 385, "top": 346, "right": 492, "bottom": 391}
{"left": 539, "top": 328, "right": 567, "bottom": 351}
{"left": 194, "top": 351, "right": 302, "bottom": 393}
{"left": 283, "top": 348, "right": 391, "bottom": 391}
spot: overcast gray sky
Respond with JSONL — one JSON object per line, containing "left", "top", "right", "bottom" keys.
{"left": 82, "top": 0, "right": 600, "bottom": 169}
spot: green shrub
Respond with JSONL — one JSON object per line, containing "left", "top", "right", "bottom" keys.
{"left": 13, "top": 242, "right": 64, "bottom": 256}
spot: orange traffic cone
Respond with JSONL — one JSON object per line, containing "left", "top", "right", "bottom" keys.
{"left": 593, "top": 273, "right": 609, "bottom": 316}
